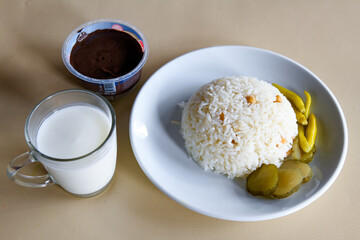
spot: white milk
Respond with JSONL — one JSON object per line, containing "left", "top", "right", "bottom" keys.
{"left": 36, "top": 105, "right": 117, "bottom": 195}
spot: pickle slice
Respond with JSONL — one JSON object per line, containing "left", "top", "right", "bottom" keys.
{"left": 246, "top": 164, "right": 278, "bottom": 196}
{"left": 272, "top": 169, "right": 303, "bottom": 199}
{"left": 280, "top": 160, "right": 313, "bottom": 183}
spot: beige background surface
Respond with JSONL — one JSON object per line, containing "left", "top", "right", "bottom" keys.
{"left": 0, "top": 0, "right": 358, "bottom": 239}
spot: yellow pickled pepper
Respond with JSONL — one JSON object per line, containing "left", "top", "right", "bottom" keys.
{"left": 272, "top": 83, "right": 306, "bottom": 113}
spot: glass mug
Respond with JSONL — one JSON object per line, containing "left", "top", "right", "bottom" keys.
{"left": 7, "top": 89, "right": 117, "bottom": 197}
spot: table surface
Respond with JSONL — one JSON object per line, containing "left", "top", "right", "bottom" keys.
{"left": 1, "top": 0, "right": 359, "bottom": 239}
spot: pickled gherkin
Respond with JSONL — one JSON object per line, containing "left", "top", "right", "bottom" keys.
{"left": 280, "top": 160, "right": 313, "bottom": 183}
{"left": 271, "top": 169, "right": 303, "bottom": 199}
{"left": 246, "top": 164, "right": 278, "bottom": 196}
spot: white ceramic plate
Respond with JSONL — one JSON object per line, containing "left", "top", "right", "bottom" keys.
{"left": 129, "top": 46, "right": 348, "bottom": 221}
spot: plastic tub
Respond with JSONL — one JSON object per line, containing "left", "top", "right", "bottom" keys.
{"left": 62, "top": 19, "right": 149, "bottom": 99}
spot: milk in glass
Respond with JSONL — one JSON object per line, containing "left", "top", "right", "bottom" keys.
{"left": 36, "top": 105, "right": 117, "bottom": 195}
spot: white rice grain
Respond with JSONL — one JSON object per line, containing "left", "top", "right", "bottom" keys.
{"left": 180, "top": 76, "right": 298, "bottom": 178}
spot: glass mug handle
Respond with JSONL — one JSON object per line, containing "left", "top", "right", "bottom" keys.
{"left": 7, "top": 152, "right": 54, "bottom": 187}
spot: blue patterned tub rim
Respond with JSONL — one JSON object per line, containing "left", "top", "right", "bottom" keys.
{"left": 62, "top": 19, "right": 149, "bottom": 86}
